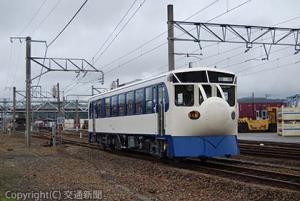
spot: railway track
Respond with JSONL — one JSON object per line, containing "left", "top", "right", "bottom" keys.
{"left": 31, "top": 134, "right": 300, "bottom": 191}
{"left": 239, "top": 140, "right": 300, "bottom": 160}
{"left": 186, "top": 159, "right": 300, "bottom": 191}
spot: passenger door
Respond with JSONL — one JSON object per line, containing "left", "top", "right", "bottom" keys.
{"left": 157, "top": 85, "right": 165, "bottom": 135}
{"left": 92, "top": 102, "right": 96, "bottom": 136}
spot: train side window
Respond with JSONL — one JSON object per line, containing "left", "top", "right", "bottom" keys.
{"left": 126, "top": 91, "right": 134, "bottom": 115}
{"left": 145, "top": 87, "right": 153, "bottom": 114}
{"left": 97, "top": 99, "right": 102, "bottom": 118}
{"left": 153, "top": 86, "right": 157, "bottom": 112}
{"left": 175, "top": 85, "right": 194, "bottom": 106}
{"left": 105, "top": 98, "right": 110, "bottom": 117}
{"left": 135, "top": 89, "right": 144, "bottom": 114}
{"left": 111, "top": 96, "right": 118, "bottom": 116}
{"left": 118, "top": 94, "right": 126, "bottom": 116}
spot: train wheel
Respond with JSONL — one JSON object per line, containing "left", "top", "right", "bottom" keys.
{"left": 150, "top": 140, "right": 167, "bottom": 159}
{"left": 113, "top": 135, "right": 122, "bottom": 150}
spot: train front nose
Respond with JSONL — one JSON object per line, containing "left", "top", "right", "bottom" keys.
{"left": 200, "top": 97, "right": 235, "bottom": 134}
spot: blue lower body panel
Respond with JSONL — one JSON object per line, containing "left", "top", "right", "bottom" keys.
{"left": 88, "top": 132, "right": 239, "bottom": 158}
{"left": 166, "top": 135, "right": 240, "bottom": 158}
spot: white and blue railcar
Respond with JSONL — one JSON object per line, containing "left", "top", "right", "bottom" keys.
{"left": 88, "top": 67, "right": 239, "bottom": 158}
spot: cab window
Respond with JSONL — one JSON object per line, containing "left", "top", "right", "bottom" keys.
{"left": 220, "top": 85, "right": 235, "bottom": 106}
{"left": 175, "top": 85, "right": 194, "bottom": 106}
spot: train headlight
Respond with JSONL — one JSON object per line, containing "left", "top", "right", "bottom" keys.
{"left": 188, "top": 111, "right": 200, "bottom": 120}
{"left": 231, "top": 111, "right": 236, "bottom": 120}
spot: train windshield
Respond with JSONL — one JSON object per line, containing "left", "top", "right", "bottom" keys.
{"left": 220, "top": 85, "right": 235, "bottom": 106}
{"left": 199, "top": 84, "right": 235, "bottom": 106}
{"left": 175, "top": 85, "right": 194, "bottom": 106}
{"left": 172, "top": 71, "right": 235, "bottom": 84}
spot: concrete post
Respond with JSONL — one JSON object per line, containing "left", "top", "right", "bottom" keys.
{"left": 13, "top": 87, "right": 16, "bottom": 134}
{"left": 167, "top": 4, "right": 175, "bottom": 71}
{"left": 25, "top": 36, "right": 31, "bottom": 147}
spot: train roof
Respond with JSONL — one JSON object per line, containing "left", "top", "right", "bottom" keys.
{"left": 89, "top": 67, "right": 235, "bottom": 101}
{"left": 169, "top": 67, "right": 235, "bottom": 75}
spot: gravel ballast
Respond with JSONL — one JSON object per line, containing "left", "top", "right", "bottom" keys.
{"left": 0, "top": 134, "right": 299, "bottom": 201}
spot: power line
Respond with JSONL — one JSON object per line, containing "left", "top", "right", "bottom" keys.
{"left": 48, "top": 0, "right": 89, "bottom": 47}
{"left": 63, "top": 0, "right": 143, "bottom": 94}
{"left": 93, "top": 0, "right": 147, "bottom": 64}
{"left": 207, "top": 46, "right": 287, "bottom": 69}
{"left": 66, "top": 0, "right": 251, "bottom": 93}
{"left": 91, "top": 0, "right": 139, "bottom": 62}
{"left": 11, "top": 43, "right": 24, "bottom": 86}
{"left": 208, "top": 0, "right": 251, "bottom": 22}
{"left": 176, "top": 15, "right": 300, "bottom": 69}
{"left": 239, "top": 59, "right": 300, "bottom": 77}
{"left": 18, "top": 0, "right": 48, "bottom": 36}
{"left": 185, "top": 0, "right": 220, "bottom": 21}
{"left": 234, "top": 50, "right": 294, "bottom": 73}
{"left": 3, "top": 43, "right": 14, "bottom": 91}
{"left": 103, "top": 0, "right": 252, "bottom": 76}
{"left": 100, "top": 0, "right": 221, "bottom": 70}
{"left": 105, "top": 42, "right": 166, "bottom": 76}
{"left": 34, "top": 0, "right": 89, "bottom": 91}
{"left": 31, "top": 0, "right": 63, "bottom": 35}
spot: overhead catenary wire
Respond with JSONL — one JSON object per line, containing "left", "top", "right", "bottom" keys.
{"left": 100, "top": 0, "right": 221, "bottom": 70}
{"left": 47, "top": 0, "right": 89, "bottom": 47}
{"left": 18, "top": 0, "right": 48, "bottom": 36}
{"left": 175, "top": 15, "right": 300, "bottom": 69}
{"left": 239, "top": 59, "right": 300, "bottom": 77}
{"left": 31, "top": 0, "right": 63, "bottom": 35}
{"left": 103, "top": 0, "right": 252, "bottom": 76}
{"left": 234, "top": 49, "right": 294, "bottom": 73}
{"left": 67, "top": 0, "right": 223, "bottom": 94}
{"left": 3, "top": 43, "right": 14, "bottom": 91}
{"left": 137, "top": 15, "right": 300, "bottom": 82}
{"left": 92, "top": 0, "right": 147, "bottom": 64}
{"left": 73, "top": 0, "right": 252, "bottom": 94}
{"left": 91, "top": 0, "right": 139, "bottom": 62}
{"left": 63, "top": 0, "right": 144, "bottom": 93}
{"left": 34, "top": 0, "right": 89, "bottom": 92}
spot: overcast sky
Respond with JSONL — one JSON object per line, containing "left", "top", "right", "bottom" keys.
{"left": 0, "top": 0, "right": 300, "bottom": 101}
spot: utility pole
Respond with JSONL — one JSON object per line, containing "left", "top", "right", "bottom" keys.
{"left": 1, "top": 106, "right": 4, "bottom": 133}
{"left": 167, "top": 4, "right": 175, "bottom": 71}
{"left": 0, "top": 99, "right": 8, "bottom": 133}
{"left": 10, "top": 36, "right": 101, "bottom": 146}
{"left": 26, "top": 36, "right": 31, "bottom": 147}
{"left": 13, "top": 87, "right": 16, "bottom": 134}
{"left": 75, "top": 99, "right": 79, "bottom": 131}
{"left": 56, "top": 83, "right": 63, "bottom": 144}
